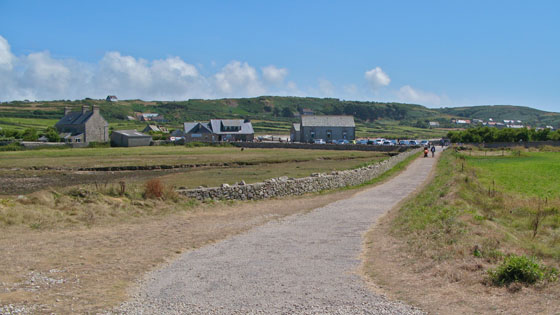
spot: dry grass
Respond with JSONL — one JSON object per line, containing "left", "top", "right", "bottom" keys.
{"left": 0, "top": 189, "right": 363, "bottom": 314}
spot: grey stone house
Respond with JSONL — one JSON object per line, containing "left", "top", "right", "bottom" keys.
{"left": 110, "top": 130, "right": 152, "bottom": 147}
{"left": 55, "top": 105, "right": 109, "bottom": 144}
{"left": 290, "top": 123, "right": 301, "bottom": 142}
{"left": 292, "top": 115, "right": 355, "bottom": 143}
{"left": 172, "top": 119, "right": 254, "bottom": 142}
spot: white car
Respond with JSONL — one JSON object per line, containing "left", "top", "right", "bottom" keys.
{"left": 313, "top": 139, "right": 326, "bottom": 144}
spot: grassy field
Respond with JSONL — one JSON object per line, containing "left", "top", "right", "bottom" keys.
{"left": 364, "top": 148, "right": 560, "bottom": 314}
{"left": 160, "top": 156, "right": 383, "bottom": 188}
{"left": 394, "top": 148, "right": 560, "bottom": 260}
{"left": 0, "top": 145, "right": 382, "bottom": 168}
{"left": 465, "top": 151, "right": 560, "bottom": 198}
{"left": 0, "top": 117, "right": 59, "bottom": 131}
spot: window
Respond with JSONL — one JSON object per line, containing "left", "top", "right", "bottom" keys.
{"left": 326, "top": 130, "right": 332, "bottom": 139}
{"left": 310, "top": 130, "right": 315, "bottom": 138}
{"left": 342, "top": 130, "right": 347, "bottom": 139}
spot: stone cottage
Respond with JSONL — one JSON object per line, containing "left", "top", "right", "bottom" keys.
{"left": 172, "top": 119, "right": 254, "bottom": 142}
{"left": 55, "top": 105, "right": 109, "bottom": 144}
{"left": 292, "top": 115, "right": 355, "bottom": 143}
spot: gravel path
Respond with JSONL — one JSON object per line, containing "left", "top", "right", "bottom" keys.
{"left": 116, "top": 150, "right": 439, "bottom": 314}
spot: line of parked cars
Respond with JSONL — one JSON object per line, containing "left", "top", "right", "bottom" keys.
{"left": 311, "top": 138, "right": 428, "bottom": 146}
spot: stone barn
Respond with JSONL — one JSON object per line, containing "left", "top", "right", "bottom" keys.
{"left": 293, "top": 115, "right": 355, "bottom": 143}
{"left": 110, "top": 130, "right": 152, "bottom": 147}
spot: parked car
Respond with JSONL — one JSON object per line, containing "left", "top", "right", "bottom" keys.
{"left": 313, "top": 139, "right": 326, "bottom": 144}
{"left": 349, "top": 140, "right": 356, "bottom": 144}
{"left": 399, "top": 140, "right": 409, "bottom": 145}
{"left": 357, "top": 139, "right": 368, "bottom": 145}
{"left": 367, "top": 139, "right": 375, "bottom": 145}
{"left": 383, "top": 140, "right": 394, "bottom": 146}
{"left": 420, "top": 140, "right": 429, "bottom": 146}
{"left": 337, "top": 139, "right": 349, "bottom": 145}
{"left": 409, "top": 140, "right": 418, "bottom": 145}
{"left": 374, "top": 139, "right": 384, "bottom": 145}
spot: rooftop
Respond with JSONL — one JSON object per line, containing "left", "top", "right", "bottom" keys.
{"left": 301, "top": 115, "right": 355, "bottom": 127}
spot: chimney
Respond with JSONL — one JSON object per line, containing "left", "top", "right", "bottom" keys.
{"left": 92, "top": 105, "right": 100, "bottom": 115}
{"left": 82, "top": 105, "right": 88, "bottom": 114}
{"left": 64, "top": 106, "right": 71, "bottom": 116}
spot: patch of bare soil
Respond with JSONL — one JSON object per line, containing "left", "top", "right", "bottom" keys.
{"left": 0, "top": 189, "right": 360, "bottom": 314}
{"left": 363, "top": 198, "right": 560, "bottom": 314}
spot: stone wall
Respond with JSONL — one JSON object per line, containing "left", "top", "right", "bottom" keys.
{"left": 479, "top": 141, "right": 560, "bottom": 149}
{"left": 232, "top": 142, "right": 414, "bottom": 152}
{"left": 178, "top": 148, "right": 421, "bottom": 201}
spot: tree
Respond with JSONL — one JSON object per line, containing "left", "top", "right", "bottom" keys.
{"left": 22, "top": 128, "right": 38, "bottom": 141}
{"left": 273, "top": 107, "right": 280, "bottom": 117}
{"left": 45, "top": 127, "right": 60, "bottom": 142}
{"left": 281, "top": 107, "right": 294, "bottom": 118}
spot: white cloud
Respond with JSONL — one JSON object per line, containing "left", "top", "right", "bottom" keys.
{"left": 364, "top": 66, "right": 390, "bottom": 90}
{"left": 214, "top": 61, "right": 265, "bottom": 97}
{"left": 261, "top": 65, "right": 288, "bottom": 84}
{"left": 318, "top": 79, "right": 335, "bottom": 96}
{"left": 0, "top": 36, "right": 15, "bottom": 71}
{"left": 397, "top": 85, "right": 446, "bottom": 106}
{"left": 0, "top": 36, "right": 285, "bottom": 101}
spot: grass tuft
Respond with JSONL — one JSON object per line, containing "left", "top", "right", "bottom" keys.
{"left": 488, "top": 254, "right": 558, "bottom": 286}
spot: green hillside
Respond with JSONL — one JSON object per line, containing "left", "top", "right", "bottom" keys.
{"left": 440, "top": 105, "right": 560, "bottom": 126}
{"left": 1, "top": 97, "right": 558, "bottom": 139}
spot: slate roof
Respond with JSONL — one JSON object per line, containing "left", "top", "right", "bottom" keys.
{"left": 301, "top": 115, "right": 355, "bottom": 127}
{"left": 209, "top": 119, "right": 254, "bottom": 135}
{"left": 112, "top": 130, "right": 151, "bottom": 138}
{"left": 184, "top": 122, "right": 212, "bottom": 134}
{"left": 56, "top": 111, "right": 93, "bottom": 126}
{"left": 292, "top": 123, "right": 300, "bottom": 131}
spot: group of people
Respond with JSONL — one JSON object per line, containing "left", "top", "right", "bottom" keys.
{"left": 424, "top": 145, "right": 436, "bottom": 158}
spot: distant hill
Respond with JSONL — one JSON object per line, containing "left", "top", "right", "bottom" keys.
{"left": 1, "top": 97, "right": 559, "bottom": 134}
{"left": 439, "top": 105, "right": 560, "bottom": 127}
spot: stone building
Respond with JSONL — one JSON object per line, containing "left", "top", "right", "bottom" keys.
{"left": 55, "top": 105, "right": 109, "bottom": 144}
{"left": 110, "top": 130, "right": 152, "bottom": 147}
{"left": 172, "top": 119, "right": 254, "bottom": 142}
{"left": 292, "top": 115, "right": 355, "bottom": 143}
{"left": 290, "top": 123, "right": 301, "bottom": 143}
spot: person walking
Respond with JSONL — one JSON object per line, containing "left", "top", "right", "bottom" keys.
{"left": 431, "top": 145, "right": 436, "bottom": 157}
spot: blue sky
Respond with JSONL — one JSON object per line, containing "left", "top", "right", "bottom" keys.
{"left": 0, "top": 0, "right": 559, "bottom": 111}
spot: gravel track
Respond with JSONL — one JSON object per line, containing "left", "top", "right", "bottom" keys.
{"left": 116, "top": 150, "right": 439, "bottom": 314}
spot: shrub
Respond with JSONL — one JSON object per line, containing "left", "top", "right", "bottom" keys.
{"left": 144, "top": 179, "right": 164, "bottom": 199}
{"left": 488, "top": 254, "right": 558, "bottom": 286}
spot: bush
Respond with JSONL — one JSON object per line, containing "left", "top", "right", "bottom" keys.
{"left": 143, "top": 179, "right": 164, "bottom": 199}
{"left": 0, "top": 142, "right": 24, "bottom": 151}
{"left": 488, "top": 254, "right": 558, "bottom": 286}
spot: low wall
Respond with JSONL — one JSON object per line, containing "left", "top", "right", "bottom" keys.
{"left": 231, "top": 142, "right": 414, "bottom": 152}
{"left": 20, "top": 141, "right": 70, "bottom": 149}
{"left": 178, "top": 148, "right": 421, "bottom": 201}
{"left": 480, "top": 141, "right": 560, "bottom": 149}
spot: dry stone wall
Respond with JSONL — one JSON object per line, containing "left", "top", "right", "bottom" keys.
{"left": 178, "top": 148, "right": 421, "bottom": 201}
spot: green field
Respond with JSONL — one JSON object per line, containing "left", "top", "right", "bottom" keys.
{"left": 393, "top": 148, "right": 560, "bottom": 277}
{"left": 465, "top": 152, "right": 560, "bottom": 198}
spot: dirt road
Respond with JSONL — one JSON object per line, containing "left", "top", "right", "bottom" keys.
{"left": 116, "top": 150, "right": 440, "bottom": 314}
